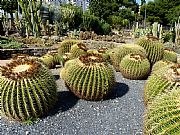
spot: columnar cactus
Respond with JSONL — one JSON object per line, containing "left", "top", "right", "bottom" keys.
{"left": 144, "top": 89, "right": 180, "bottom": 135}
{"left": 69, "top": 43, "right": 88, "bottom": 59}
{"left": 144, "top": 64, "right": 180, "bottom": 105}
{"left": 137, "top": 37, "right": 164, "bottom": 64}
{"left": 58, "top": 40, "right": 80, "bottom": 55}
{"left": 119, "top": 54, "right": 150, "bottom": 80}
{"left": 108, "top": 44, "right": 146, "bottom": 71}
{"left": 0, "top": 58, "right": 57, "bottom": 121}
{"left": 162, "top": 48, "right": 177, "bottom": 63}
{"left": 60, "top": 54, "right": 116, "bottom": 100}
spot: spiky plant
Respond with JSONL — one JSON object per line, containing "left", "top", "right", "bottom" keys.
{"left": 60, "top": 54, "right": 116, "bottom": 100}
{"left": 144, "top": 64, "right": 180, "bottom": 105}
{"left": 69, "top": 42, "right": 88, "bottom": 59}
{"left": 151, "top": 60, "right": 174, "bottom": 74}
{"left": 58, "top": 40, "right": 80, "bottom": 55}
{"left": 144, "top": 89, "right": 180, "bottom": 135}
{"left": 0, "top": 58, "right": 57, "bottom": 121}
{"left": 162, "top": 48, "right": 177, "bottom": 63}
{"left": 48, "top": 51, "right": 64, "bottom": 66}
{"left": 136, "top": 37, "right": 164, "bottom": 64}
{"left": 39, "top": 54, "right": 55, "bottom": 69}
{"left": 119, "top": 54, "right": 150, "bottom": 80}
{"left": 98, "top": 47, "right": 110, "bottom": 62}
{"left": 108, "top": 44, "right": 146, "bottom": 71}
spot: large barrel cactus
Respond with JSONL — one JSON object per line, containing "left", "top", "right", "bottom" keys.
{"left": 108, "top": 44, "right": 146, "bottom": 71}
{"left": 137, "top": 37, "right": 164, "bottom": 65}
{"left": 60, "top": 54, "right": 116, "bottom": 100}
{"left": 144, "top": 64, "right": 180, "bottom": 105}
{"left": 119, "top": 54, "right": 150, "bottom": 80}
{"left": 162, "top": 48, "right": 177, "bottom": 63}
{"left": 144, "top": 89, "right": 180, "bottom": 135}
{"left": 0, "top": 58, "right": 57, "bottom": 121}
{"left": 69, "top": 42, "right": 88, "bottom": 59}
{"left": 58, "top": 40, "right": 80, "bottom": 55}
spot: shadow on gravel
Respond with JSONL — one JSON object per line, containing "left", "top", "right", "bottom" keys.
{"left": 53, "top": 75, "right": 60, "bottom": 80}
{"left": 110, "top": 82, "right": 129, "bottom": 99}
{"left": 49, "top": 91, "right": 79, "bottom": 116}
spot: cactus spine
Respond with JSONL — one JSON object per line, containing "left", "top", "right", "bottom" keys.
{"left": 163, "top": 48, "right": 177, "bottom": 63}
{"left": 144, "top": 89, "right": 180, "bottom": 135}
{"left": 119, "top": 54, "right": 150, "bottom": 80}
{"left": 0, "top": 58, "right": 57, "bottom": 121}
{"left": 137, "top": 37, "right": 164, "bottom": 65}
{"left": 60, "top": 54, "right": 116, "bottom": 100}
{"left": 144, "top": 64, "right": 180, "bottom": 105}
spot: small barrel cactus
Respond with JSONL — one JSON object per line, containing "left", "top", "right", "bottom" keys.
{"left": 119, "top": 54, "right": 150, "bottom": 80}
{"left": 144, "top": 89, "right": 180, "bottom": 135}
{"left": 162, "top": 48, "right": 177, "bottom": 63}
{"left": 60, "top": 54, "right": 116, "bottom": 100}
{"left": 0, "top": 58, "right": 57, "bottom": 121}
{"left": 108, "top": 44, "right": 146, "bottom": 71}
{"left": 144, "top": 64, "right": 180, "bottom": 105}
{"left": 98, "top": 47, "right": 110, "bottom": 62}
{"left": 69, "top": 42, "right": 88, "bottom": 59}
{"left": 40, "top": 54, "right": 55, "bottom": 69}
{"left": 48, "top": 51, "right": 64, "bottom": 66}
{"left": 58, "top": 40, "right": 80, "bottom": 55}
{"left": 136, "top": 37, "right": 164, "bottom": 64}
{"left": 87, "top": 49, "right": 99, "bottom": 54}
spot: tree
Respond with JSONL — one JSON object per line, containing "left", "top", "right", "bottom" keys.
{"left": 0, "top": 0, "right": 18, "bottom": 22}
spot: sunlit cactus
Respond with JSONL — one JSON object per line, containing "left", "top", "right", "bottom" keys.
{"left": 119, "top": 54, "right": 150, "bottom": 80}
{"left": 60, "top": 53, "right": 116, "bottom": 100}
{"left": 0, "top": 58, "right": 57, "bottom": 121}
{"left": 144, "top": 89, "right": 180, "bottom": 135}
{"left": 144, "top": 64, "right": 180, "bottom": 105}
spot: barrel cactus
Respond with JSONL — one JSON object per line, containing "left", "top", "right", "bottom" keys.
{"left": 108, "top": 44, "right": 146, "bottom": 71}
{"left": 144, "top": 89, "right": 180, "bottom": 135}
{"left": 136, "top": 37, "right": 164, "bottom": 64}
{"left": 0, "top": 58, "right": 57, "bottom": 121}
{"left": 162, "top": 48, "right": 177, "bottom": 63}
{"left": 40, "top": 54, "right": 55, "bottom": 69}
{"left": 69, "top": 42, "right": 88, "bottom": 59}
{"left": 58, "top": 40, "right": 80, "bottom": 55}
{"left": 151, "top": 60, "right": 174, "bottom": 74}
{"left": 60, "top": 54, "right": 116, "bottom": 100}
{"left": 119, "top": 54, "right": 150, "bottom": 80}
{"left": 144, "top": 64, "right": 180, "bottom": 105}
{"left": 87, "top": 49, "right": 99, "bottom": 54}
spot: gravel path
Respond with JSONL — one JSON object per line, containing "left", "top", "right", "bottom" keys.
{"left": 0, "top": 68, "right": 146, "bottom": 135}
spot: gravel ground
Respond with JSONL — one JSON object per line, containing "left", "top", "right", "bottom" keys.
{"left": 0, "top": 68, "right": 146, "bottom": 135}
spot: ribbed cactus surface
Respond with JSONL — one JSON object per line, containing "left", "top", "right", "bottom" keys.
{"left": 40, "top": 54, "right": 55, "bottom": 69}
{"left": 163, "top": 48, "right": 177, "bottom": 63}
{"left": 119, "top": 54, "right": 150, "bottom": 80}
{"left": 144, "top": 89, "right": 180, "bottom": 135}
{"left": 144, "top": 64, "right": 180, "bottom": 105}
{"left": 109, "top": 44, "right": 146, "bottom": 71}
{"left": 0, "top": 58, "right": 57, "bottom": 121}
{"left": 60, "top": 54, "right": 116, "bottom": 100}
{"left": 69, "top": 43, "right": 88, "bottom": 59}
{"left": 137, "top": 37, "right": 164, "bottom": 64}
{"left": 58, "top": 40, "right": 80, "bottom": 55}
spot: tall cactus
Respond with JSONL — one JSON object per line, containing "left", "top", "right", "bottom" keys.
{"left": 17, "top": 0, "right": 42, "bottom": 37}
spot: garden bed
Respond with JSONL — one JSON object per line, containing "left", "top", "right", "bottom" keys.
{"left": 0, "top": 67, "right": 145, "bottom": 135}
